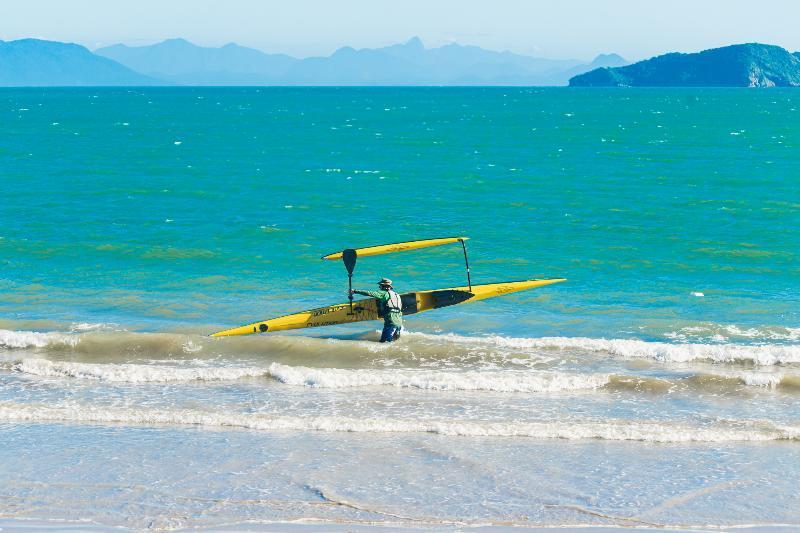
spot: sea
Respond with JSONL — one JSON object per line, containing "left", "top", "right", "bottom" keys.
{"left": 1, "top": 87, "right": 799, "bottom": 530}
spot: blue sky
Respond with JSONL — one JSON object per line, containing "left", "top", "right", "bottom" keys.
{"left": 2, "top": 0, "right": 799, "bottom": 61}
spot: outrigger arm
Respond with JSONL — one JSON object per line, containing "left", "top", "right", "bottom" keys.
{"left": 459, "top": 238, "right": 472, "bottom": 292}
{"left": 322, "top": 237, "right": 474, "bottom": 315}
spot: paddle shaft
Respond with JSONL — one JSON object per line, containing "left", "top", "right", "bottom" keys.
{"left": 347, "top": 273, "right": 354, "bottom": 313}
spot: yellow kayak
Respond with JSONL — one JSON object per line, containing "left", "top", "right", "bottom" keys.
{"left": 211, "top": 278, "right": 565, "bottom": 337}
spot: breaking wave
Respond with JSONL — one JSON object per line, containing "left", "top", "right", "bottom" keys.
{"left": 1, "top": 402, "right": 798, "bottom": 442}
{"left": 266, "top": 363, "right": 609, "bottom": 392}
{"left": 665, "top": 323, "right": 800, "bottom": 343}
{"left": 0, "top": 329, "right": 78, "bottom": 350}
{"left": 11, "top": 359, "right": 268, "bottom": 383}
{"left": 3, "top": 327, "right": 799, "bottom": 369}
{"left": 8, "top": 358, "right": 800, "bottom": 394}
{"left": 405, "top": 332, "right": 800, "bottom": 366}
{"left": 8, "top": 359, "right": 610, "bottom": 392}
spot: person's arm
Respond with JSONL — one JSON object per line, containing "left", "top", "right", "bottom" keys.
{"left": 352, "top": 289, "right": 382, "bottom": 298}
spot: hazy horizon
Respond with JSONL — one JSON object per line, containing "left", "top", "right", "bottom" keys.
{"left": 90, "top": 36, "right": 630, "bottom": 62}
{"left": 2, "top": 0, "right": 800, "bottom": 62}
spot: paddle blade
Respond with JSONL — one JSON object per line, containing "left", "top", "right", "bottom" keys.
{"left": 343, "top": 248, "right": 357, "bottom": 275}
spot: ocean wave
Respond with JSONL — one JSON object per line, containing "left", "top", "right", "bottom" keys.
{"left": 4, "top": 327, "right": 799, "bottom": 368}
{"left": 68, "top": 322, "right": 120, "bottom": 333}
{"left": 8, "top": 359, "right": 610, "bottom": 392}
{"left": 522, "top": 337, "right": 800, "bottom": 366}
{"left": 9, "top": 358, "right": 800, "bottom": 395}
{"left": 266, "top": 363, "right": 610, "bottom": 392}
{"left": 0, "top": 328, "right": 390, "bottom": 363}
{"left": 664, "top": 323, "right": 800, "bottom": 343}
{"left": 737, "top": 372, "right": 785, "bottom": 388}
{"left": 0, "top": 328, "right": 229, "bottom": 358}
{"left": 607, "top": 371, "right": 800, "bottom": 392}
{"left": 696, "top": 370, "right": 800, "bottom": 391}
{"left": 405, "top": 332, "right": 800, "bottom": 366}
{"left": 1, "top": 402, "right": 798, "bottom": 442}
{"left": 0, "top": 329, "right": 78, "bottom": 350}
{"left": 10, "top": 359, "right": 269, "bottom": 383}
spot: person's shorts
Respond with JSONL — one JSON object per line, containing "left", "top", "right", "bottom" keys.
{"left": 380, "top": 324, "right": 401, "bottom": 342}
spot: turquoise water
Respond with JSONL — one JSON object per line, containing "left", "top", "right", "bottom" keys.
{"left": 1, "top": 88, "right": 799, "bottom": 529}
{"left": 2, "top": 87, "right": 798, "bottom": 336}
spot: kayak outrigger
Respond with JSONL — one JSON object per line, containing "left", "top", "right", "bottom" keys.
{"left": 211, "top": 237, "right": 565, "bottom": 337}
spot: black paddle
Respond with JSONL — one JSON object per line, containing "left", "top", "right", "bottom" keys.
{"left": 343, "top": 248, "right": 357, "bottom": 314}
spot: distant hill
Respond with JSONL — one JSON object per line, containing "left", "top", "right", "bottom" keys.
{"left": 570, "top": 43, "right": 800, "bottom": 87}
{"left": 96, "top": 38, "right": 295, "bottom": 84}
{"left": 0, "top": 39, "right": 155, "bottom": 86}
{"left": 97, "top": 37, "right": 603, "bottom": 86}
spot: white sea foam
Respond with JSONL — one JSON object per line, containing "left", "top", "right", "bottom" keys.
{"left": 518, "top": 337, "right": 800, "bottom": 365}
{"left": 697, "top": 369, "right": 800, "bottom": 390}
{"left": 266, "top": 363, "right": 610, "bottom": 392}
{"left": 12, "top": 359, "right": 268, "bottom": 383}
{"left": 181, "top": 340, "right": 204, "bottom": 354}
{"left": 1, "top": 402, "right": 798, "bottom": 442}
{"left": 10, "top": 359, "right": 609, "bottom": 392}
{"left": 404, "top": 332, "right": 800, "bottom": 366}
{"left": 13, "top": 358, "right": 798, "bottom": 393}
{"left": 0, "top": 330, "right": 77, "bottom": 350}
{"left": 666, "top": 324, "right": 800, "bottom": 343}
{"left": 737, "top": 372, "right": 785, "bottom": 388}
{"left": 69, "top": 323, "right": 115, "bottom": 333}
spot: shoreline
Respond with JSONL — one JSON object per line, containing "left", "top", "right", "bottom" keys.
{"left": 2, "top": 517, "right": 800, "bottom": 531}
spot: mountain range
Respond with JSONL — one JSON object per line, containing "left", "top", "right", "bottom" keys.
{"left": 570, "top": 43, "right": 800, "bottom": 87}
{"left": 0, "top": 38, "right": 154, "bottom": 86}
{"left": 6, "top": 37, "right": 799, "bottom": 88}
{"left": 1, "top": 37, "right": 625, "bottom": 86}
{"left": 96, "top": 37, "right": 628, "bottom": 86}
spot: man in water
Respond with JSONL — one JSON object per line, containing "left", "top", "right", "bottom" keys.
{"left": 351, "top": 278, "right": 403, "bottom": 342}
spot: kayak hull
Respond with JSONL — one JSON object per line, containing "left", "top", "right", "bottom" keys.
{"left": 211, "top": 278, "right": 565, "bottom": 337}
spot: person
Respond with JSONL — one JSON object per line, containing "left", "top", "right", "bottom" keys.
{"left": 351, "top": 278, "right": 403, "bottom": 342}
